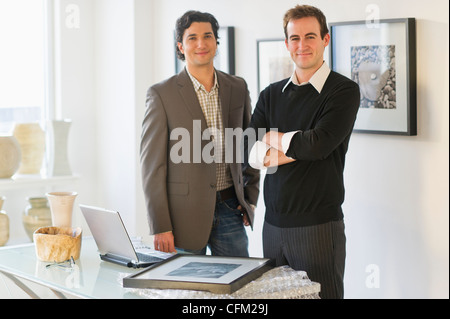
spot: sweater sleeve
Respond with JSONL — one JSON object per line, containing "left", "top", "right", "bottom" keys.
{"left": 243, "top": 86, "right": 270, "bottom": 166}
{"left": 286, "top": 80, "right": 360, "bottom": 161}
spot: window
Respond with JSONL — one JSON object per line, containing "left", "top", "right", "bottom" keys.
{"left": 0, "top": 0, "right": 49, "bottom": 134}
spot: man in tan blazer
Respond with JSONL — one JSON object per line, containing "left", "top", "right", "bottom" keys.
{"left": 140, "top": 11, "right": 259, "bottom": 256}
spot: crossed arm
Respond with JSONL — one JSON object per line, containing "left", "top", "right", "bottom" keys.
{"left": 251, "top": 131, "right": 296, "bottom": 168}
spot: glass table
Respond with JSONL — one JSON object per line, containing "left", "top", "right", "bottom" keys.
{"left": 0, "top": 237, "right": 320, "bottom": 299}
{"left": 0, "top": 237, "right": 142, "bottom": 298}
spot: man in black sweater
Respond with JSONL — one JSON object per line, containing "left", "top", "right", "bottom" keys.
{"left": 248, "top": 5, "right": 360, "bottom": 299}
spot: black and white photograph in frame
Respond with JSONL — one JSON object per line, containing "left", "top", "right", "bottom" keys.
{"left": 123, "top": 254, "right": 273, "bottom": 294}
{"left": 351, "top": 45, "right": 396, "bottom": 109}
{"left": 166, "top": 262, "right": 241, "bottom": 279}
{"left": 329, "top": 18, "right": 416, "bottom": 135}
{"left": 175, "top": 26, "right": 235, "bottom": 75}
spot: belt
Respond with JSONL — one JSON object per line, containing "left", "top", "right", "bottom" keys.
{"left": 217, "top": 186, "right": 236, "bottom": 201}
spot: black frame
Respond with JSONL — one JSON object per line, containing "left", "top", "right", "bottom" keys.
{"left": 175, "top": 26, "right": 235, "bottom": 75}
{"left": 329, "top": 18, "right": 417, "bottom": 135}
{"left": 123, "top": 254, "right": 273, "bottom": 294}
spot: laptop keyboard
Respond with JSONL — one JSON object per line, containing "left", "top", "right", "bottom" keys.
{"left": 136, "top": 252, "right": 164, "bottom": 263}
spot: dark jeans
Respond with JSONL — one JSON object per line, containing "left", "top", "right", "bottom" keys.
{"left": 177, "top": 195, "right": 249, "bottom": 257}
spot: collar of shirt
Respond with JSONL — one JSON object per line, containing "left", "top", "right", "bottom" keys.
{"left": 186, "top": 68, "right": 219, "bottom": 93}
{"left": 282, "top": 61, "right": 331, "bottom": 93}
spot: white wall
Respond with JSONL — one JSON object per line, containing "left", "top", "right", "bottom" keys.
{"left": 53, "top": 0, "right": 97, "bottom": 230}
{"left": 93, "top": 0, "right": 137, "bottom": 230}
{"left": 93, "top": 0, "right": 153, "bottom": 233}
{"left": 52, "top": 0, "right": 152, "bottom": 232}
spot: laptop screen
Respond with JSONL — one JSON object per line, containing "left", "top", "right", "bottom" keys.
{"left": 80, "top": 205, "right": 139, "bottom": 262}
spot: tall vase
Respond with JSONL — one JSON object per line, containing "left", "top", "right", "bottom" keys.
{"left": 0, "top": 196, "right": 9, "bottom": 246}
{"left": 47, "top": 119, "right": 72, "bottom": 176}
{"left": 22, "top": 197, "right": 52, "bottom": 241}
{"left": 13, "top": 123, "right": 46, "bottom": 175}
{"left": 46, "top": 192, "right": 77, "bottom": 227}
{"left": 0, "top": 135, "right": 22, "bottom": 179}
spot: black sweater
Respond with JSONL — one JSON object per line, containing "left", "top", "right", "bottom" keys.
{"left": 249, "top": 71, "right": 360, "bottom": 227}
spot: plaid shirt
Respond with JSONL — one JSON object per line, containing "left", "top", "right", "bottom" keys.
{"left": 187, "top": 70, "right": 233, "bottom": 191}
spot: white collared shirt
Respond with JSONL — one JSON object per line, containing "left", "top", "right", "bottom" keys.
{"left": 249, "top": 62, "right": 331, "bottom": 170}
{"left": 282, "top": 61, "right": 331, "bottom": 93}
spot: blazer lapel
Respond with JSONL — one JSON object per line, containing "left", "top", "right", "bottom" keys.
{"left": 217, "top": 71, "right": 231, "bottom": 128}
{"left": 177, "top": 68, "right": 207, "bottom": 130}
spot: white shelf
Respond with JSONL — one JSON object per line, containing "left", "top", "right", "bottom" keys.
{"left": 0, "top": 175, "right": 79, "bottom": 191}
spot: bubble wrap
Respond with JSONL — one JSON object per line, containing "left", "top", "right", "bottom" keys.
{"left": 120, "top": 266, "right": 320, "bottom": 299}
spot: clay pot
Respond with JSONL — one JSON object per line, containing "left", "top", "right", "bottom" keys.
{"left": 0, "top": 196, "right": 9, "bottom": 246}
{"left": 23, "top": 197, "right": 52, "bottom": 241}
{"left": 0, "top": 135, "right": 21, "bottom": 178}
{"left": 13, "top": 123, "right": 46, "bottom": 175}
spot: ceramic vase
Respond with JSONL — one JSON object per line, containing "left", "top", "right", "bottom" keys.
{"left": 22, "top": 197, "right": 52, "bottom": 241}
{"left": 0, "top": 196, "right": 9, "bottom": 246}
{"left": 13, "top": 123, "right": 46, "bottom": 175}
{"left": 47, "top": 119, "right": 72, "bottom": 176}
{"left": 0, "top": 135, "right": 22, "bottom": 179}
{"left": 46, "top": 192, "right": 77, "bottom": 227}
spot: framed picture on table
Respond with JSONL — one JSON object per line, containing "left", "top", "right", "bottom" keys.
{"left": 175, "top": 26, "right": 235, "bottom": 75}
{"left": 329, "top": 18, "right": 417, "bottom": 135}
{"left": 123, "top": 254, "right": 273, "bottom": 294}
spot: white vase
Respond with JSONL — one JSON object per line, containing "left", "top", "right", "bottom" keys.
{"left": 46, "top": 192, "right": 77, "bottom": 228}
{"left": 47, "top": 119, "right": 72, "bottom": 176}
{"left": 13, "top": 123, "right": 46, "bottom": 175}
{"left": 0, "top": 135, "right": 22, "bottom": 178}
{"left": 0, "top": 196, "right": 9, "bottom": 246}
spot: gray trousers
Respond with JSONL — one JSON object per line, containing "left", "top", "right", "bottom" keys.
{"left": 263, "top": 220, "right": 346, "bottom": 299}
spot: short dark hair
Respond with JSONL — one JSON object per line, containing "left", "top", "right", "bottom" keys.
{"left": 175, "top": 10, "right": 220, "bottom": 61}
{"left": 283, "top": 5, "right": 329, "bottom": 39}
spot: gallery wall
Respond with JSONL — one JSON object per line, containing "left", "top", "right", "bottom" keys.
{"left": 74, "top": 0, "right": 450, "bottom": 298}
{"left": 142, "top": 0, "right": 448, "bottom": 298}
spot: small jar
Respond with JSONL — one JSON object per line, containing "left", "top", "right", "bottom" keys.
{"left": 23, "top": 197, "right": 52, "bottom": 241}
{"left": 0, "top": 196, "right": 9, "bottom": 246}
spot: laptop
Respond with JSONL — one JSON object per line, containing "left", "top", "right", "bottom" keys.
{"left": 80, "top": 204, "right": 172, "bottom": 268}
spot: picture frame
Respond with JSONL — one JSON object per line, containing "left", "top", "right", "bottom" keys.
{"left": 123, "top": 254, "right": 273, "bottom": 294}
{"left": 329, "top": 18, "right": 417, "bottom": 135}
{"left": 175, "top": 26, "right": 235, "bottom": 75}
{"left": 257, "top": 39, "right": 293, "bottom": 93}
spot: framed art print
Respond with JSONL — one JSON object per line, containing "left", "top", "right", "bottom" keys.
{"left": 329, "top": 18, "right": 417, "bottom": 135}
{"left": 123, "top": 254, "right": 273, "bottom": 294}
{"left": 256, "top": 39, "right": 293, "bottom": 93}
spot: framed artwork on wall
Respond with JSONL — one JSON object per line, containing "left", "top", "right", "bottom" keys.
{"left": 256, "top": 39, "right": 293, "bottom": 93}
{"left": 329, "top": 18, "right": 417, "bottom": 135}
{"left": 175, "top": 26, "right": 235, "bottom": 75}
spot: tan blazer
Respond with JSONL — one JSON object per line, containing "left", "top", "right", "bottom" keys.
{"left": 140, "top": 69, "right": 260, "bottom": 250}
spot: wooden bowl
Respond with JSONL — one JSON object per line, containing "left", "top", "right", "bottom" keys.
{"left": 34, "top": 227, "right": 82, "bottom": 262}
